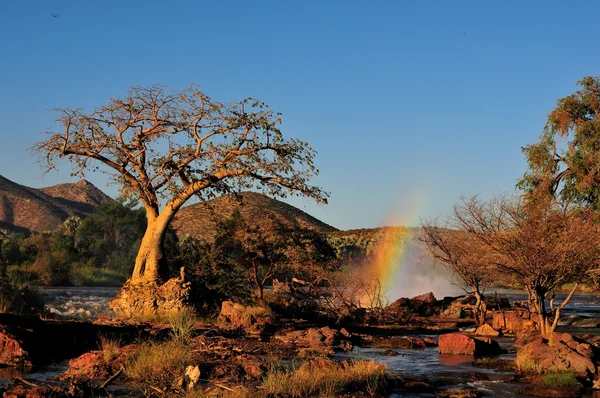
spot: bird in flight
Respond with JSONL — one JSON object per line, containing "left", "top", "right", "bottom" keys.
{"left": 51, "top": 12, "right": 60, "bottom": 18}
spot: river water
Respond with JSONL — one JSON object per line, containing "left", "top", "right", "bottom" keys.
{"left": 7, "top": 287, "right": 600, "bottom": 396}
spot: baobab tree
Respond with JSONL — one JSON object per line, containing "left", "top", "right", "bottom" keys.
{"left": 32, "top": 85, "right": 327, "bottom": 292}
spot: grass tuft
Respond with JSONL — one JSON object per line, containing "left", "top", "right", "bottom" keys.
{"left": 516, "top": 347, "right": 543, "bottom": 374}
{"left": 99, "top": 335, "right": 121, "bottom": 363}
{"left": 169, "top": 307, "right": 196, "bottom": 342}
{"left": 125, "top": 339, "right": 192, "bottom": 392}
{"left": 542, "top": 372, "right": 580, "bottom": 388}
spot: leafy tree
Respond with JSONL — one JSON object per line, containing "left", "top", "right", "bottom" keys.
{"left": 519, "top": 76, "right": 600, "bottom": 209}
{"left": 32, "top": 84, "right": 327, "bottom": 286}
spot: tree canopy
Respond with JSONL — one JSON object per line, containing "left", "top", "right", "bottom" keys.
{"left": 519, "top": 76, "right": 600, "bottom": 209}
{"left": 32, "top": 84, "right": 328, "bottom": 284}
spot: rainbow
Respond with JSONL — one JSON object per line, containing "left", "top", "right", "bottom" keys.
{"left": 359, "top": 189, "right": 423, "bottom": 305}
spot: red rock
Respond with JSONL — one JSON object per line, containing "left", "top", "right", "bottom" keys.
{"left": 0, "top": 328, "right": 30, "bottom": 367}
{"left": 491, "top": 310, "right": 535, "bottom": 333}
{"left": 438, "top": 333, "right": 502, "bottom": 356}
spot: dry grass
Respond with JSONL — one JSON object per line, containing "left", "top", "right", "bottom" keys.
{"left": 125, "top": 339, "right": 192, "bottom": 393}
{"left": 259, "top": 358, "right": 388, "bottom": 397}
{"left": 516, "top": 348, "right": 543, "bottom": 374}
{"left": 99, "top": 335, "right": 121, "bottom": 363}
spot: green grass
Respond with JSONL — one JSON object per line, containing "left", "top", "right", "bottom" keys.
{"left": 542, "top": 372, "right": 580, "bottom": 388}
{"left": 169, "top": 307, "right": 196, "bottom": 342}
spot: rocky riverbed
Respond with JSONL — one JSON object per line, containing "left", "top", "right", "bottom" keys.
{"left": 2, "top": 288, "right": 600, "bottom": 397}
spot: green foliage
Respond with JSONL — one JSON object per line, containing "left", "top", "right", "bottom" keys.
{"left": 3, "top": 198, "right": 146, "bottom": 286}
{"left": 542, "top": 372, "right": 580, "bottom": 388}
{"left": 519, "top": 76, "right": 600, "bottom": 209}
{"left": 75, "top": 198, "right": 146, "bottom": 274}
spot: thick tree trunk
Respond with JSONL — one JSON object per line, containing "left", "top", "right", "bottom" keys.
{"left": 131, "top": 209, "right": 176, "bottom": 284}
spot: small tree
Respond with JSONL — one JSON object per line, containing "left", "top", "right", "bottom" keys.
{"left": 454, "top": 195, "right": 600, "bottom": 337}
{"left": 32, "top": 85, "right": 327, "bottom": 288}
{"left": 420, "top": 222, "right": 495, "bottom": 326}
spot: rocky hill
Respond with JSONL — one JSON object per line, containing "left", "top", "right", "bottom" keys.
{"left": 170, "top": 191, "right": 338, "bottom": 242}
{"left": 0, "top": 176, "right": 111, "bottom": 233}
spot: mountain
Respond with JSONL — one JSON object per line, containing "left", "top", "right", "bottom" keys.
{"left": 40, "top": 180, "right": 112, "bottom": 214}
{"left": 170, "top": 191, "right": 338, "bottom": 242}
{"left": 0, "top": 176, "right": 111, "bottom": 233}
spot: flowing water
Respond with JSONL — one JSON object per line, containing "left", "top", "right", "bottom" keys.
{"left": 41, "top": 286, "right": 121, "bottom": 320}
{"left": 6, "top": 287, "right": 600, "bottom": 396}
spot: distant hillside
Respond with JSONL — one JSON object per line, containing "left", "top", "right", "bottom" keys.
{"left": 170, "top": 191, "right": 338, "bottom": 242}
{"left": 0, "top": 176, "right": 111, "bottom": 233}
{"left": 40, "top": 180, "right": 112, "bottom": 214}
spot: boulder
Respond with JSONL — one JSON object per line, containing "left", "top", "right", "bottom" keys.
{"left": 491, "top": 310, "right": 535, "bottom": 333}
{"left": 0, "top": 327, "right": 30, "bottom": 367}
{"left": 475, "top": 324, "right": 501, "bottom": 337}
{"left": 438, "top": 333, "right": 502, "bottom": 356}
{"left": 517, "top": 333, "right": 596, "bottom": 377}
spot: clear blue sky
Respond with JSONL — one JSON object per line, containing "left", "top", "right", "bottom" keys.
{"left": 1, "top": 1, "right": 599, "bottom": 230}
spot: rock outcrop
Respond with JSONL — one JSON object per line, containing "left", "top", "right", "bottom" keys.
{"left": 517, "top": 332, "right": 597, "bottom": 377}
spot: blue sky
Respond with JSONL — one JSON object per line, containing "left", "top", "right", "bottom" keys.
{"left": 1, "top": 1, "right": 599, "bottom": 230}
